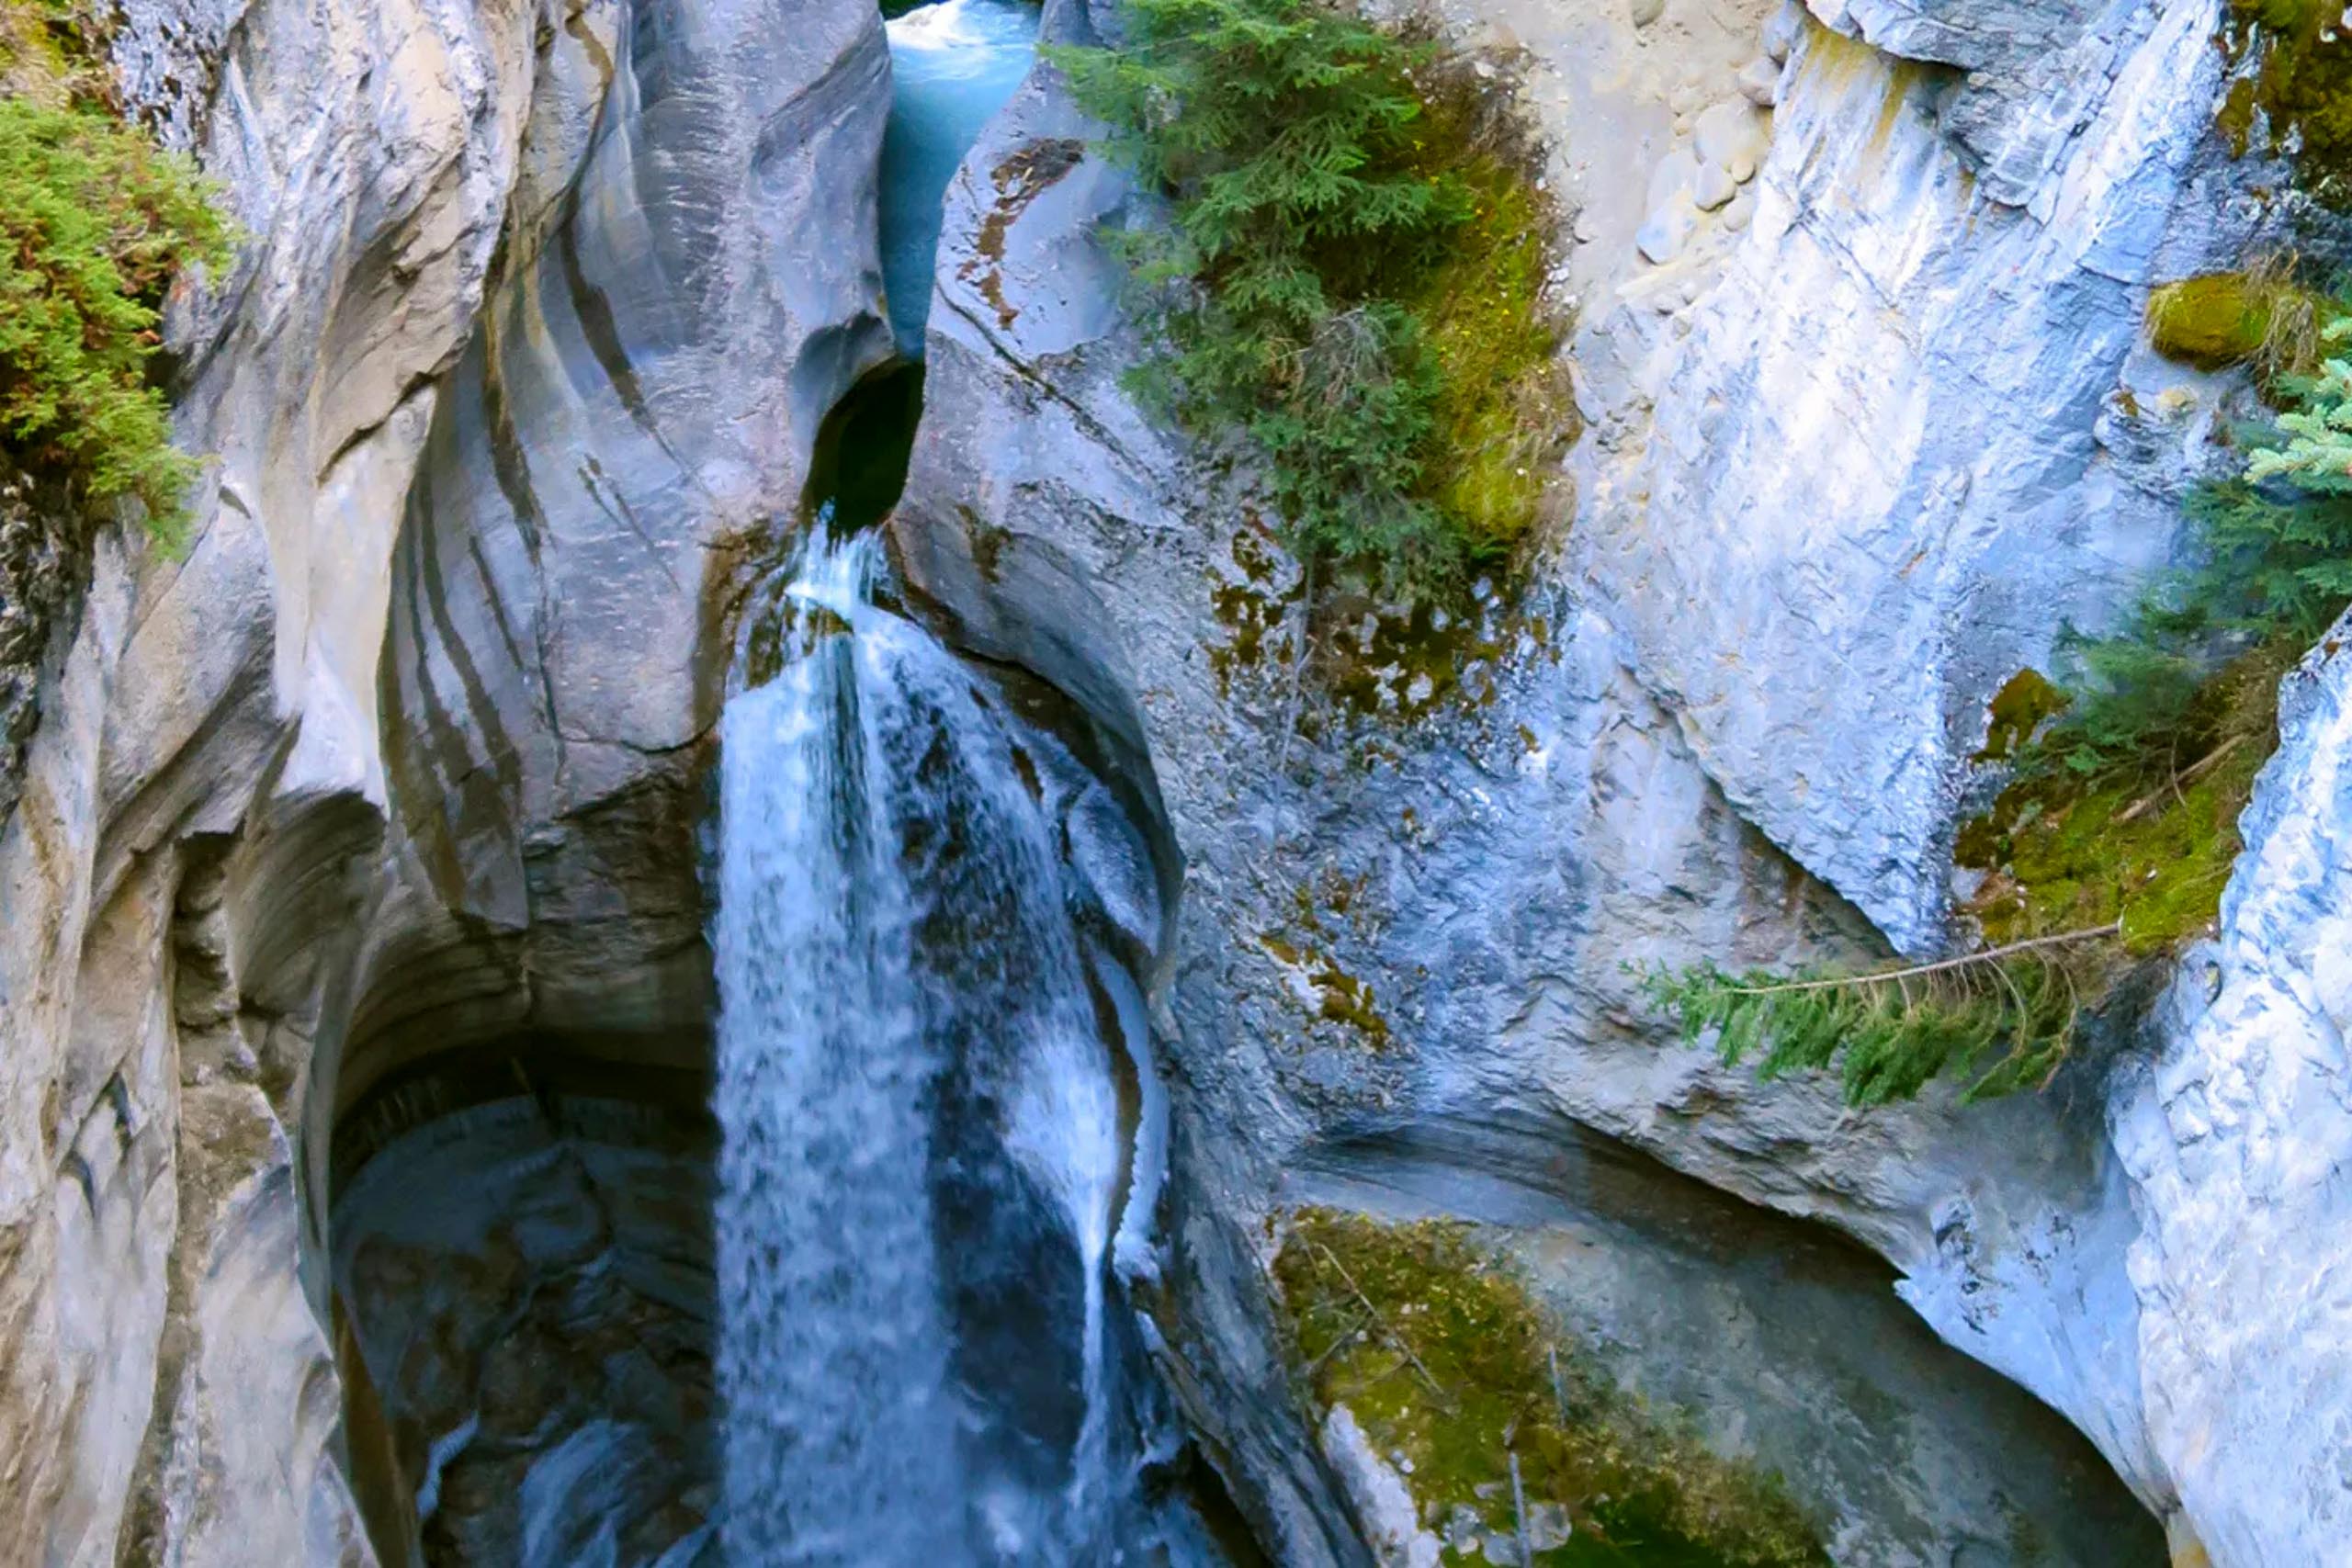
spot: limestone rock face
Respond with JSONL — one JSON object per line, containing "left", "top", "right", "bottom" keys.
{"left": 357, "top": 0, "right": 894, "bottom": 1111}
{"left": 2114, "top": 622, "right": 2352, "bottom": 1566}
{"left": 891, "top": 0, "right": 2324, "bottom": 1562}
{"left": 1574, "top": 0, "right": 2260, "bottom": 953}
{"left": 0, "top": 0, "right": 888, "bottom": 1562}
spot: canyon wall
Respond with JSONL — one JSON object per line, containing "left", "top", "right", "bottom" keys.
{"left": 0, "top": 0, "right": 890, "bottom": 1560}
{"left": 0, "top": 0, "right": 2344, "bottom": 1562}
{"left": 893, "top": 0, "right": 2340, "bottom": 1560}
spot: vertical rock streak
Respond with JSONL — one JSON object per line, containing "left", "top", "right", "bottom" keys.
{"left": 714, "top": 534, "right": 1125, "bottom": 1562}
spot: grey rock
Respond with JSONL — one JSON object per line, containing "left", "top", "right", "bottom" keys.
{"left": 1692, "top": 97, "right": 1768, "bottom": 172}
{"left": 1319, "top": 1405, "right": 1442, "bottom": 1567}
{"left": 1694, "top": 160, "right": 1739, "bottom": 210}
{"left": 1572, "top": 0, "right": 2247, "bottom": 951}
{"left": 2113, "top": 622, "right": 2352, "bottom": 1566}
{"left": 0, "top": 0, "right": 892, "bottom": 1562}
{"left": 1634, "top": 205, "right": 1695, "bottom": 265}
{"left": 1635, "top": 150, "right": 1702, "bottom": 263}
{"left": 1738, "top": 55, "right": 1784, "bottom": 106}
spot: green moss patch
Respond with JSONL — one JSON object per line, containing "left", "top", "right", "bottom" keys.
{"left": 2146, "top": 270, "right": 2341, "bottom": 379}
{"left": 1957, "top": 647, "right": 2286, "bottom": 955}
{"left": 1273, "top": 1209, "right": 1826, "bottom": 1566}
{"left": 2217, "top": 0, "right": 2352, "bottom": 206}
{"left": 1257, "top": 871, "right": 1392, "bottom": 1046}
{"left": 1405, "top": 62, "right": 1576, "bottom": 561}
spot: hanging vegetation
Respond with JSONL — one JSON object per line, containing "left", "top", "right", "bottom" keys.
{"left": 0, "top": 6, "right": 232, "bottom": 544}
{"left": 1647, "top": 317, "right": 2352, "bottom": 1106}
{"left": 1273, "top": 1208, "right": 1826, "bottom": 1564}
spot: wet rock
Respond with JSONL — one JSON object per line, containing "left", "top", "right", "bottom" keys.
{"left": 0, "top": 0, "right": 895, "bottom": 1562}
{"left": 1320, "top": 1405, "right": 1442, "bottom": 1568}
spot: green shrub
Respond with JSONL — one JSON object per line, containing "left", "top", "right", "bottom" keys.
{"left": 1956, "top": 647, "right": 2280, "bottom": 954}
{"left": 2044, "top": 318, "right": 2352, "bottom": 773}
{"left": 0, "top": 96, "right": 232, "bottom": 542}
{"left": 1051, "top": 0, "right": 1566, "bottom": 594}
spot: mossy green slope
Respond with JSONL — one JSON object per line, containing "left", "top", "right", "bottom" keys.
{"left": 1054, "top": 0, "right": 1568, "bottom": 598}
{"left": 1274, "top": 1210, "right": 1825, "bottom": 1566}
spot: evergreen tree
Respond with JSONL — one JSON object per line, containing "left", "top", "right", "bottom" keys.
{"left": 1052, "top": 0, "right": 1476, "bottom": 587}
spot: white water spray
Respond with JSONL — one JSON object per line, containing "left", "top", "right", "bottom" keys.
{"left": 714, "top": 535, "right": 1132, "bottom": 1563}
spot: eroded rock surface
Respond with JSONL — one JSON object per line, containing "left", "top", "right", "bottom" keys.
{"left": 1, "top": 0, "right": 2345, "bottom": 1559}
{"left": 0, "top": 0, "right": 888, "bottom": 1562}
{"left": 891, "top": 0, "right": 2323, "bottom": 1561}
{"left": 331, "top": 1076, "right": 717, "bottom": 1564}
{"left": 2115, "top": 620, "right": 2352, "bottom": 1565}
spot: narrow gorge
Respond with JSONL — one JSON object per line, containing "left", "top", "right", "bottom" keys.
{"left": 0, "top": 0, "right": 2345, "bottom": 1564}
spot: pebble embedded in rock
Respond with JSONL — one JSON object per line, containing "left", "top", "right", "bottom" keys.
{"left": 1694, "top": 99, "right": 1768, "bottom": 174}
{"left": 1637, "top": 151, "right": 1702, "bottom": 264}
{"left": 1630, "top": 0, "right": 1665, "bottom": 27}
{"left": 1723, "top": 189, "right": 1757, "bottom": 231}
{"left": 1695, "top": 161, "right": 1737, "bottom": 210}
{"left": 1762, "top": 1, "right": 1802, "bottom": 61}
{"left": 1738, "top": 56, "right": 1782, "bottom": 107}
{"left": 1646, "top": 147, "right": 1701, "bottom": 211}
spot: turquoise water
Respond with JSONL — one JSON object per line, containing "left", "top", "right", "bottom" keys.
{"left": 880, "top": 0, "right": 1041, "bottom": 353}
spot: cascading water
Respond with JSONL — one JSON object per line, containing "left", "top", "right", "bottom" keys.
{"left": 714, "top": 534, "right": 1197, "bottom": 1562}
{"left": 878, "top": 0, "right": 1040, "bottom": 350}
{"left": 710, "top": 7, "right": 1223, "bottom": 1560}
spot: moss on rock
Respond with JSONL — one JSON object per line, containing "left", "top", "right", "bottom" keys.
{"left": 2146, "top": 270, "right": 2340, "bottom": 379}
{"left": 1957, "top": 646, "right": 2288, "bottom": 955}
{"left": 1405, "top": 55, "right": 1577, "bottom": 561}
{"left": 2216, "top": 0, "right": 2352, "bottom": 206}
{"left": 1272, "top": 1209, "right": 1826, "bottom": 1566}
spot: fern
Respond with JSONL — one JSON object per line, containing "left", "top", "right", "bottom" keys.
{"left": 1640, "top": 925, "right": 2117, "bottom": 1108}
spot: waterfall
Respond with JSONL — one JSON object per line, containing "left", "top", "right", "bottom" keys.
{"left": 714, "top": 534, "right": 1136, "bottom": 1563}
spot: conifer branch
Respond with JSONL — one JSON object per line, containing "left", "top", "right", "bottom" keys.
{"left": 1703, "top": 920, "right": 2123, "bottom": 999}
